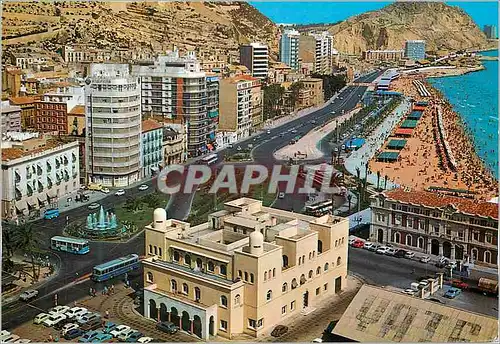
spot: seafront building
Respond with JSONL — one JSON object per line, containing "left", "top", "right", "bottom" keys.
{"left": 1, "top": 132, "right": 80, "bottom": 220}
{"left": 279, "top": 29, "right": 300, "bottom": 71}
{"left": 370, "top": 189, "right": 498, "bottom": 270}
{"left": 362, "top": 50, "right": 404, "bottom": 62}
{"left": 483, "top": 25, "right": 498, "bottom": 39}
{"left": 142, "top": 198, "right": 349, "bottom": 340}
{"left": 239, "top": 43, "right": 269, "bottom": 79}
{"left": 404, "top": 40, "right": 426, "bottom": 61}
{"left": 141, "top": 119, "right": 164, "bottom": 178}
{"left": 1, "top": 101, "right": 22, "bottom": 132}
{"left": 132, "top": 52, "right": 219, "bottom": 157}
{"left": 85, "top": 64, "right": 142, "bottom": 187}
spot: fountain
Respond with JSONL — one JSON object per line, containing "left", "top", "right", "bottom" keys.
{"left": 85, "top": 206, "right": 119, "bottom": 235}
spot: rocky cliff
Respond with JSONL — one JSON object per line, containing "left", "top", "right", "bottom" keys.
{"left": 300, "top": 2, "right": 492, "bottom": 54}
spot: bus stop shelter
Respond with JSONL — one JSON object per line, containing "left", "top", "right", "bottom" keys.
{"left": 376, "top": 151, "right": 400, "bottom": 162}
{"left": 386, "top": 139, "right": 407, "bottom": 150}
{"left": 408, "top": 111, "right": 423, "bottom": 120}
{"left": 400, "top": 119, "right": 419, "bottom": 128}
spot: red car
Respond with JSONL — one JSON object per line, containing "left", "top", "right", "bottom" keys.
{"left": 451, "top": 279, "right": 469, "bottom": 290}
{"left": 352, "top": 240, "right": 364, "bottom": 248}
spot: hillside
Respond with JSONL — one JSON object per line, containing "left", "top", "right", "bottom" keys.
{"left": 2, "top": 1, "right": 279, "bottom": 60}
{"left": 299, "top": 2, "right": 492, "bottom": 54}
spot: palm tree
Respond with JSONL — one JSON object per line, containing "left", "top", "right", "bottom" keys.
{"left": 376, "top": 171, "right": 381, "bottom": 191}
{"left": 15, "top": 223, "right": 41, "bottom": 282}
{"left": 3, "top": 225, "right": 16, "bottom": 258}
{"left": 347, "top": 194, "right": 352, "bottom": 213}
{"left": 384, "top": 175, "right": 389, "bottom": 190}
{"left": 125, "top": 198, "right": 142, "bottom": 212}
{"left": 145, "top": 193, "right": 161, "bottom": 209}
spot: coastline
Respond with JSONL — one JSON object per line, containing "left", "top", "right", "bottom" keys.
{"left": 424, "top": 65, "right": 485, "bottom": 78}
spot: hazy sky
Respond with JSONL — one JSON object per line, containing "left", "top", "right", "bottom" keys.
{"left": 250, "top": 1, "right": 499, "bottom": 29}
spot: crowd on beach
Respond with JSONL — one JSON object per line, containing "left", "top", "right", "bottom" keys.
{"left": 367, "top": 75, "right": 497, "bottom": 200}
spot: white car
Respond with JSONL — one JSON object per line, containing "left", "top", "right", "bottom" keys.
{"left": 4, "top": 335, "right": 20, "bottom": 343}
{"left": 117, "top": 329, "right": 137, "bottom": 342}
{"left": 61, "top": 323, "right": 79, "bottom": 336}
{"left": 115, "top": 189, "right": 125, "bottom": 196}
{"left": 278, "top": 192, "right": 285, "bottom": 199}
{"left": 0, "top": 331, "right": 11, "bottom": 342}
{"left": 402, "top": 289, "right": 416, "bottom": 296}
{"left": 405, "top": 252, "right": 415, "bottom": 259}
{"left": 138, "top": 184, "right": 149, "bottom": 191}
{"left": 43, "top": 313, "right": 67, "bottom": 327}
{"left": 13, "top": 339, "right": 31, "bottom": 343}
{"left": 420, "top": 256, "right": 431, "bottom": 263}
{"left": 101, "top": 187, "right": 110, "bottom": 194}
{"left": 110, "top": 325, "right": 131, "bottom": 338}
{"left": 33, "top": 313, "right": 51, "bottom": 324}
{"left": 363, "top": 242, "right": 375, "bottom": 250}
{"left": 88, "top": 203, "right": 100, "bottom": 210}
{"left": 312, "top": 339, "right": 323, "bottom": 343}
{"left": 376, "top": 246, "right": 390, "bottom": 254}
{"left": 19, "top": 290, "right": 38, "bottom": 301}
{"left": 65, "top": 307, "right": 87, "bottom": 320}
{"left": 49, "top": 305, "right": 70, "bottom": 315}
{"left": 385, "top": 248, "right": 398, "bottom": 256}
{"left": 138, "top": 337, "right": 154, "bottom": 343}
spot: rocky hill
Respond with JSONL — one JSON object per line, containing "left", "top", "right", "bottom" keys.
{"left": 2, "top": 1, "right": 279, "bottom": 60}
{"left": 300, "top": 2, "right": 492, "bottom": 54}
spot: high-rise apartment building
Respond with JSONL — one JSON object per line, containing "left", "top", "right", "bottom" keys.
{"left": 132, "top": 52, "right": 219, "bottom": 157}
{"left": 404, "top": 40, "right": 426, "bottom": 61}
{"left": 300, "top": 32, "right": 336, "bottom": 74}
{"left": 85, "top": 64, "right": 142, "bottom": 187}
{"left": 142, "top": 198, "right": 349, "bottom": 339}
{"left": 280, "top": 29, "right": 300, "bottom": 71}
{"left": 239, "top": 43, "right": 269, "bottom": 79}
{"left": 483, "top": 25, "right": 498, "bottom": 39}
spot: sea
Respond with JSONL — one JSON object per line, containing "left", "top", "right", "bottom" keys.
{"left": 427, "top": 49, "right": 499, "bottom": 180}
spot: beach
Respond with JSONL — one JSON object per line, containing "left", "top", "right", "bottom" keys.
{"left": 367, "top": 74, "right": 497, "bottom": 200}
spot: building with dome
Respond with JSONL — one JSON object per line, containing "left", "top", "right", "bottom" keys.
{"left": 142, "top": 197, "right": 349, "bottom": 340}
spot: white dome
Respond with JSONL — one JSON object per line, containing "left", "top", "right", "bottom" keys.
{"left": 153, "top": 208, "right": 167, "bottom": 228}
{"left": 249, "top": 230, "right": 264, "bottom": 254}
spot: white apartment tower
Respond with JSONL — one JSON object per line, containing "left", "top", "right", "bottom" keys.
{"left": 85, "top": 64, "right": 142, "bottom": 187}
{"left": 239, "top": 43, "right": 269, "bottom": 79}
{"left": 310, "top": 32, "right": 334, "bottom": 74}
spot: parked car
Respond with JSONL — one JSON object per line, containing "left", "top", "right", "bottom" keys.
{"left": 65, "top": 307, "right": 88, "bottom": 320}
{"left": 271, "top": 325, "right": 289, "bottom": 337}
{"left": 404, "top": 252, "right": 415, "bottom": 259}
{"left": 80, "top": 319, "right": 102, "bottom": 332}
{"left": 115, "top": 189, "right": 125, "bottom": 196}
{"left": 351, "top": 240, "right": 364, "bottom": 249}
{"left": 402, "top": 289, "right": 416, "bottom": 296}
{"left": 49, "top": 305, "right": 70, "bottom": 315}
{"left": 91, "top": 332, "right": 113, "bottom": 343}
{"left": 125, "top": 331, "right": 144, "bottom": 342}
{"left": 78, "top": 313, "right": 101, "bottom": 325}
{"left": 117, "top": 329, "right": 137, "bottom": 342}
{"left": 420, "top": 256, "right": 431, "bottom": 263}
{"left": 110, "top": 325, "right": 131, "bottom": 338}
{"left": 19, "top": 290, "right": 38, "bottom": 301}
{"left": 278, "top": 192, "right": 285, "bottom": 199}
{"left": 88, "top": 203, "right": 100, "bottom": 210}
{"left": 312, "top": 339, "right": 323, "bottom": 343}
{"left": 138, "top": 184, "right": 149, "bottom": 191}
{"left": 155, "top": 321, "right": 179, "bottom": 334}
{"left": 62, "top": 323, "right": 80, "bottom": 336}
{"left": 376, "top": 246, "right": 390, "bottom": 254}
{"left": 101, "top": 187, "right": 110, "bottom": 194}
{"left": 64, "top": 329, "right": 84, "bottom": 340}
{"left": 385, "top": 248, "right": 398, "bottom": 256}
{"left": 444, "top": 287, "right": 461, "bottom": 299}
{"left": 0, "top": 331, "right": 11, "bottom": 342}
{"left": 43, "top": 314, "right": 67, "bottom": 327}
{"left": 348, "top": 237, "right": 357, "bottom": 245}
{"left": 137, "top": 337, "right": 154, "bottom": 343}
{"left": 102, "top": 322, "right": 117, "bottom": 334}
{"left": 394, "top": 249, "right": 407, "bottom": 258}
{"left": 79, "top": 330, "right": 99, "bottom": 343}
{"left": 450, "top": 279, "right": 469, "bottom": 290}
{"left": 33, "top": 313, "right": 51, "bottom": 324}
{"left": 13, "top": 339, "right": 31, "bottom": 343}
{"left": 435, "top": 261, "right": 447, "bottom": 268}
{"left": 363, "top": 242, "right": 375, "bottom": 250}
{"left": 54, "top": 318, "right": 71, "bottom": 330}
{"left": 368, "top": 244, "right": 380, "bottom": 252}
{"left": 4, "top": 335, "right": 20, "bottom": 343}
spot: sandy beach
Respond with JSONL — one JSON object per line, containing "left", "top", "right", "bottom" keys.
{"left": 368, "top": 75, "right": 497, "bottom": 200}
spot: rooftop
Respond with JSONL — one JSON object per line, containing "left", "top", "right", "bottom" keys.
{"left": 1, "top": 135, "right": 77, "bottom": 163}
{"left": 68, "top": 105, "right": 85, "bottom": 116}
{"left": 9, "top": 96, "right": 38, "bottom": 105}
{"left": 382, "top": 189, "right": 499, "bottom": 219}
{"left": 142, "top": 119, "right": 163, "bottom": 133}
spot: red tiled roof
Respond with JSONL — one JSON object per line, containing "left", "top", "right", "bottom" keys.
{"left": 383, "top": 189, "right": 499, "bottom": 219}
{"left": 68, "top": 105, "right": 85, "bottom": 116}
{"left": 233, "top": 75, "right": 259, "bottom": 82}
{"left": 1, "top": 148, "right": 25, "bottom": 161}
{"left": 9, "top": 96, "right": 38, "bottom": 105}
{"left": 142, "top": 119, "right": 163, "bottom": 133}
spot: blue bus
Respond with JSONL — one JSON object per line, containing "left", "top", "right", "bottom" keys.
{"left": 50, "top": 236, "right": 89, "bottom": 255}
{"left": 92, "top": 254, "right": 140, "bottom": 282}
{"left": 44, "top": 209, "right": 60, "bottom": 219}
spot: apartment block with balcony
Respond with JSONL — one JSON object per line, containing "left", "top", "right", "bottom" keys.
{"left": 163, "top": 124, "right": 187, "bottom": 165}
{"left": 280, "top": 29, "right": 300, "bottom": 71}
{"left": 141, "top": 119, "right": 164, "bottom": 178}
{"left": 370, "top": 189, "right": 498, "bottom": 269}
{"left": 85, "top": 64, "right": 142, "bottom": 187}
{"left": 1, "top": 132, "right": 80, "bottom": 220}
{"left": 239, "top": 43, "right": 269, "bottom": 79}
{"left": 9, "top": 96, "right": 38, "bottom": 130}
{"left": 142, "top": 198, "right": 349, "bottom": 340}
{"left": 362, "top": 50, "right": 405, "bottom": 62}
{"left": 1, "top": 101, "right": 22, "bottom": 132}
{"left": 299, "top": 32, "right": 335, "bottom": 75}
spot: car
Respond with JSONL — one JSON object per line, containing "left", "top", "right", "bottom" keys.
{"left": 4, "top": 335, "right": 21, "bottom": 343}
{"left": 62, "top": 323, "right": 80, "bottom": 335}
{"left": 428, "top": 297, "right": 445, "bottom": 304}
{"left": 402, "top": 289, "right": 416, "bottom": 296}
{"left": 13, "top": 339, "right": 31, "bottom": 343}
{"left": 65, "top": 307, "right": 88, "bottom": 320}
{"left": 351, "top": 240, "right": 364, "bottom": 248}
{"left": 385, "top": 248, "right": 398, "bottom": 256}
{"left": 125, "top": 331, "right": 144, "bottom": 342}
{"left": 376, "top": 246, "right": 390, "bottom": 254}
{"left": 435, "top": 261, "right": 447, "bottom": 268}
{"left": 227, "top": 144, "right": 233, "bottom": 149}
{"left": 368, "top": 244, "right": 380, "bottom": 252}
{"left": 19, "top": 289, "right": 38, "bottom": 301}
{"left": 78, "top": 313, "right": 101, "bottom": 325}
{"left": 88, "top": 203, "right": 100, "bottom": 210}
{"left": 0, "top": 331, "right": 11, "bottom": 342}
{"left": 101, "top": 187, "right": 110, "bottom": 194}
{"left": 137, "top": 337, "right": 154, "bottom": 343}
{"left": 155, "top": 321, "right": 179, "bottom": 334}
{"left": 446, "top": 260, "right": 457, "bottom": 269}
{"left": 102, "top": 322, "right": 117, "bottom": 334}
{"left": 363, "top": 242, "right": 375, "bottom": 250}
{"left": 420, "top": 256, "right": 431, "bottom": 263}
{"left": 91, "top": 332, "right": 113, "bottom": 343}
{"left": 450, "top": 279, "right": 469, "bottom": 290}
{"left": 271, "top": 325, "right": 289, "bottom": 337}
{"left": 33, "top": 313, "right": 51, "bottom": 324}
{"left": 110, "top": 325, "right": 131, "bottom": 338}
{"left": 291, "top": 130, "right": 298, "bottom": 134}
{"left": 54, "top": 318, "right": 72, "bottom": 330}
{"left": 115, "top": 189, "right": 125, "bottom": 196}
{"left": 65, "top": 328, "right": 84, "bottom": 340}
{"left": 444, "top": 287, "right": 461, "bottom": 299}
{"left": 79, "top": 330, "right": 100, "bottom": 343}
{"left": 138, "top": 184, "right": 149, "bottom": 191}
{"left": 348, "top": 237, "right": 357, "bottom": 245}
{"left": 43, "top": 313, "right": 67, "bottom": 327}
{"left": 267, "top": 130, "right": 271, "bottom": 134}
{"left": 49, "top": 305, "right": 70, "bottom": 315}
{"left": 312, "top": 339, "right": 323, "bottom": 343}
{"left": 117, "top": 329, "right": 137, "bottom": 342}
{"left": 405, "top": 252, "right": 415, "bottom": 259}
{"left": 278, "top": 192, "right": 285, "bottom": 199}
{"left": 394, "top": 249, "right": 407, "bottom": 258}
{"left": 80, "top": 319, "right": 102, "bottom": 332}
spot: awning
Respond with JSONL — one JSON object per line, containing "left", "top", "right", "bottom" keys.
{"left": 394, "top": 128, "right": 413, "bottom": 136}
{"left": 15, "top": 200, "right": 27, "bottom": 211}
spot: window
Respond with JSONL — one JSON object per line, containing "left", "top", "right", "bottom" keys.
{"left": 208, "top": 261, "right": 215, "bottom": 272}
{"left": 291, "top": 278, "right": 298, "bottom": 289}
{"left": 337, "top": 257, "right": 342, "bottom": 266}
{"left": 149, "top": 245, "right": 153, "bottom": 254}
{"left": 282, "top": 255, "right": 289, "bottom": 267}
{"left": 266, "top": 290, "right": 272, "bottom": 301}
{"left": 308, "top": 270, "right": 313, "bottom": 278}
{"left": 158, "top": 248, "right": 162, "bottom": 256}
{"left": 335, "top": 240, "right": 338, "bottom": 247}
{"left": 182, "top": 283, "right": 189, "bottom": 295}
{"left": 309, "top": 252, "right": 312, "bottom": 260}
{"left": 316, "top": 267, "right": 321, "bottom": 275}
{"left": 258, "top": 319, "right": 263, "bottom": 328}
{"left": 298, "top": 257, "right": 302, "bottom": 265}
{"left": 434, "top": 226, "right": 439, "bottom": 234}
{"left": 238, "top": 270, "right": 242, "bottom": 278}
{"left": 154, "top": 246, "right": 157, "bottom": 255}
{"left": 220, "top": 265, "right": 227, "bottom": 275}
{"left": 316, "top": 287, "right": 320, "bottom": 295}
{"left": 173, "top": 250, "right": 180, "bottom": 262}
{"left": 250, "top": 273, "right": 254, "bottom": 283}
{"left": 484, "top": 251, "right": 491, "bottom": 263}
{"left": 195, "top": 287, "right": 201, "bottom": 301}
{"left": 302, "top": 255, "right": 305, "bottom": 263}
{"left": 458, "top": 231, "right": 464, "bottom": 240}
{"left": 324, "top": 283, "right": 328, "bottom": 291}
{"left": 221, "top": 295, "right": 228, "bottom": 307}
{"left": 264, "top": 271, "right": 267, "bottom": 281}
{"left": 445, "top": 228, "right": 451, "bottom": 236}
{"left": 146, "top": 272, "right": 153, "bottom": 283}
{"left": 282, "top": 305, "right": 287, "bottom": 315}
{"left": 486, "top": 233, "right": 492, "bottom": 244}
{"left": 171, "top": 279, "right": 177, "bottom": 292}
{"left": 272, "top": 268, "right": 276, "bottom": 277}
{"left": 473, "top": 231, "right": 480, "bottom": 241}
{"left": 290, "top": 301, "right": 295, "bottom": 311}
{"left": 472, "top": 248, "right": 478, "bottom": 260}
{"left": 324, "top": 263, "right": 329, "bottom": 271}
{"left": 406, "top": 234, "right": 412, "bottom": 246}
{"left": 220, "top": 320, "right": 227, "bottom": 331}
{"left": 248, "top": 319, "right": 256, "bottom": 329}
{"left": 185, "top": 254, "right": 191, "bottom": 265}
{"left": 234, "top": 294, "right": 241, "bottom": 305}
{"left": 282, "top": 283, "right": 288, "bottom": 292}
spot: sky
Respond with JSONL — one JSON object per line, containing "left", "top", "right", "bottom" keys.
{"left": 250, "top": 1, "right": 499, "bottom": 29}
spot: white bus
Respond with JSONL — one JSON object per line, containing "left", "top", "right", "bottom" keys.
{"left": 305, "top": 200, "right": 333, "bottom": 217}
{"left": 201, "top": 154, "right": 218, "bottom": 166}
